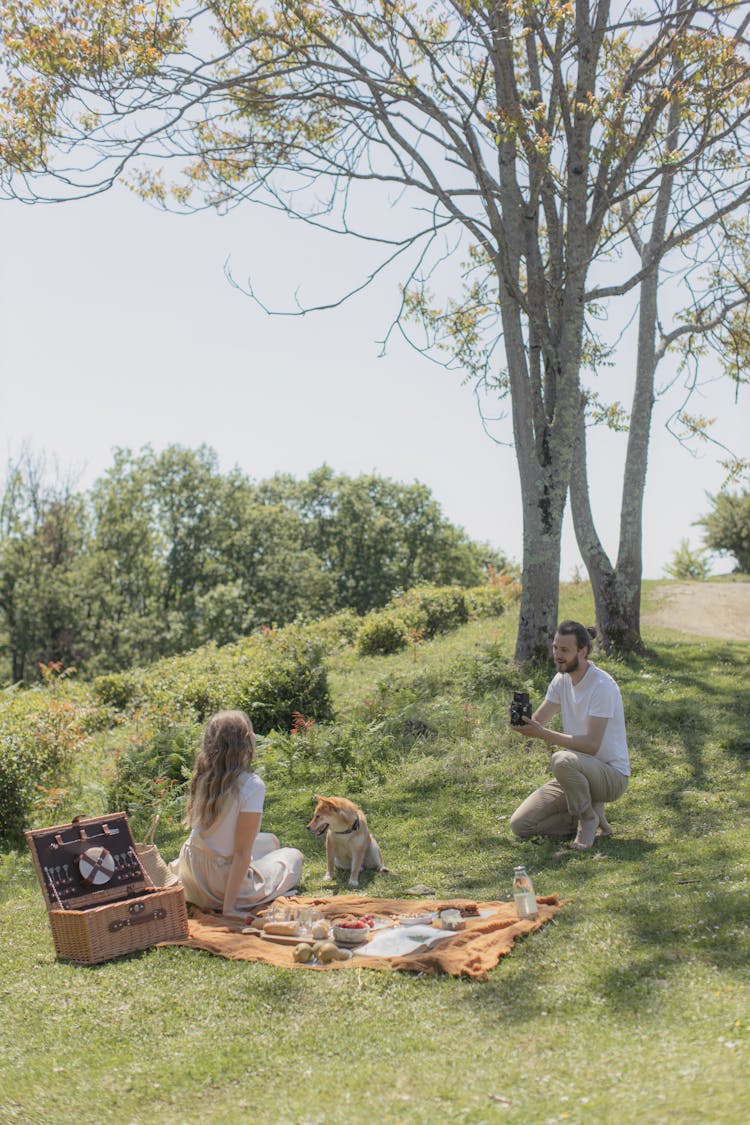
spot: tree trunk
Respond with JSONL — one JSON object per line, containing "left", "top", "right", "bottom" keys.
{"left": 502, "top": 315, "right": 587, "bottom": 661}
{"left": 514, "top": 507, "right": 563, "bottom": 664}
{"left": 593, "top": 572, "right": 644, "bottom": 652}
{"left": 12, "top": 649, "right": 25, "bottom": 683}
{"left": 501, "top": 300, "right": 573, "bottom": 664}
{"left": 611, "top": 268, "right": 659, "bottom": 640}
{"left": 569, "top": 403, "right": 647, "bottom": 653}
{"left": 510, "top": 348, "right": 577, "bottom": 663}
{"left": 570, "top": 265, "right": 662, "bottom": 654}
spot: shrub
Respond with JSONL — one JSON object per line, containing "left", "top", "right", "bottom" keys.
{"left": 90, "top": 625, "right": 332, "bottom": 734}
{"left": 455, "top": 642, "right": 518, "bottom": 698}
{"left": 0, "top": 693, "right": 90, "bottom": 845}
{"left": 263, "top": 714, "right": 410, "bottom": 787}
{"left": 355, "top": 579, "right": 522, "bottom": 657}
{"left": 464, "top": 585, "right": 509, "bottom": 618}
{"left": 389, "top": 585, "right": 469, "bottom": 637}
{"left": 663, "top": 539, "right": 711, "bottom": 581}
{"left": 92, "top": 672, "right": 140, "bottom": 710}
{"left": 356, "top": 612, "right": 409, "bottom": 656}
{"left": 107, "top": 717, "right": 200, "bottom": 827}
{"left": 300, "top": 609, "right": 361, "bottom": 653}
{"left": 472, "top": 570, "right": 523, "bottom": 609}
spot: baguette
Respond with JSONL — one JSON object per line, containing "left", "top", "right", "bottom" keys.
{"left": 262, "top": 920, "right": 299, "bottom": 936}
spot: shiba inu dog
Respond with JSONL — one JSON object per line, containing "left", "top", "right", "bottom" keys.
{"left": 307, "top": 796, "right": 387, "bottom": 887}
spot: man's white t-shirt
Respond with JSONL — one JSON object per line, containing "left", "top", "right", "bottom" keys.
{"left": 546, "top": 663, "right": 630, "bottom": 776}
{"left": 190, "top": 771, "right": 266, "bottom": 856}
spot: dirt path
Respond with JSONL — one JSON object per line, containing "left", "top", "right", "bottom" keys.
{"left": 642, "top": 581, "right": 750, "bottom": 641}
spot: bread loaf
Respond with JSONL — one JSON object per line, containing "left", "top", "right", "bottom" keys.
{"left": 263, "top": 920, "right": 299, "bottom": 936}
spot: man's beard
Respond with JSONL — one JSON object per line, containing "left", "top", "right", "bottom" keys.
{"left": 559, "top": 655, "right": 580, "bottom": 674}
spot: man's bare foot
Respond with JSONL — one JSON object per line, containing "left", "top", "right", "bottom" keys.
{"left": 571, "top": 806, "right": 599, "bottom": 850}
{"left": 593, "top": 802, "right": 612, "bottom": 837}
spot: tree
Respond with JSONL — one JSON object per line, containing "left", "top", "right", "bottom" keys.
{"left": 0, "top": 451, "right": 89, "bottom": 681}
{"left": 0, "top": 444, "right": 496, "bottom": 678}
{"left": 697, "top": 489, "right": 750, "bottom": 573}
{"left": 258, "top": 466, "right": 499, "bottom": 613}
{"left": 207, "top": 497, "right": 337, "bottom": 634}
{"left": 2, "top": 2, "right": 750, "bottom": 659}
{"left": 566, "top": 164, "right": 750, "bottom": 651}
{"left": 88, "top": 445, "right": 336, "bottom": 659}
{"left": 86, "top": 447, "right": 173, "bottom": 667}
{"left": 0, "top": 0, "right": 186, "bottom": 198}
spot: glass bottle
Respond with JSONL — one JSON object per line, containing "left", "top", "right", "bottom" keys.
{"left": 512, "top": 865, "right": 538, "bottom": 920}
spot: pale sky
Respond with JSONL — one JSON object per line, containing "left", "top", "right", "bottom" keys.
{"left": 1, "top": 185, "right": 747, "bottom": 579}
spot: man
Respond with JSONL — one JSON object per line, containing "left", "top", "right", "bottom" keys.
{"left": 509, "top": 620, "right": 630, "bottom": 850}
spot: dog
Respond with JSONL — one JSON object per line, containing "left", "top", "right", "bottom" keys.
{"left": 307, "top": 796, "right": 387, "bottom": 887}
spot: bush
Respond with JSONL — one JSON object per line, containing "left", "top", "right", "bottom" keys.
{"left": 455, "top": 641, "right": 522, "bottom": 699}
{"left": 356, "top": 612, "right": 409, "bottom": 656}
{"left": 299, "top": 609, "right": 361, "bottom": 653}
{"left": 354, "top": 580, "right": 522, "bottom": 657}
{"left": 0, "top": 693, "right": 90, "bottom": 845}
{"left": 663, "top": 539, "right": 711, "bottom": 581}
{"left": 464, "top": 585, "right": 509, "bottom": 618}
{"left": 389, "top": 585, "right": 469, "bottom": 637}
{"left": 107, "top": 717, "right": 201, "bottom": 827}
{"left": 90, "top": 625, "right": 333, "bottom": 734}
{"left": 262, "top": 712, "right": 413, "bottom": 787}
{"left": 92, "top": 672, "right": 140, "bottom": 710}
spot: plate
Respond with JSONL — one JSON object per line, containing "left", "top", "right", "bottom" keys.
{"left": 396, "top": 913, "right": 435, "bottom": 926}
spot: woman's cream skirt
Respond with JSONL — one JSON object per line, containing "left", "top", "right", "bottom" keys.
{"left": 169, "top": 832, "right": 303, "bottom": 914}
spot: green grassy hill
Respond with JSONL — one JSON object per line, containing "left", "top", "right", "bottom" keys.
{"left": 1, "top": 583, "right": 748, "bottom": 1124}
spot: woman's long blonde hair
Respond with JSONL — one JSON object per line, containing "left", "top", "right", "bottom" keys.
{"left": 186, "top": 710, "right": 256, "bottom": 830}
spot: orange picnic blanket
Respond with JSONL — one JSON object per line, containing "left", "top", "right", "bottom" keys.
{"left": 166, "top": 893, "right": 561, "bottom": 981}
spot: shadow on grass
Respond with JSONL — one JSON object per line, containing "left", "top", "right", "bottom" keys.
{"left": 302, "top": 868, "right": 384, "bottom": 894}
{"left": 589, "top": 875, "right": 750, "bottom": 1013}
{"left": 58, "top": 944, "right": 312, "bottom": 1002}
{"left": 615, "top": 648, "right": 750, "bottom": 844}
{"left": 721, "top": 734, "right": 750, "bottom": 764}
{"left": 448, "top": 805, "right": 749, "bottom": 1025}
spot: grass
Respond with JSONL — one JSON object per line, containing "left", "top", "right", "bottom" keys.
{"left": 1, "top": 583, "right": 749, "bottom": 1124}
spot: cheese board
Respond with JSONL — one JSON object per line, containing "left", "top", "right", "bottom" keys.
{"left": 241, "top": 926, "right": 316, "bottom": 946}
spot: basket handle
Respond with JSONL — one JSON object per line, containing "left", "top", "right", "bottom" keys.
{"left": 141, "top": 814, "right": 160, "bottom": 846}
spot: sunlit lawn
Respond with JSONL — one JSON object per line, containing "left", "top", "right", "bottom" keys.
{"left": 1, "top": 584, "right": 748, "bottom": 1124}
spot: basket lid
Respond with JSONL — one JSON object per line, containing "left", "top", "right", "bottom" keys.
{"left": 25, "top": 812, "right": 150, "bottom": 911}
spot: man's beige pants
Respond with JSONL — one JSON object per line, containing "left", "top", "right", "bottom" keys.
{"left": 510, "top": 750, "right": 629, "bottom": 838}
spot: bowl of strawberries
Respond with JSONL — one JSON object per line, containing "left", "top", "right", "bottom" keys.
{"left": 332, "top": 914, "right": 374, "bottom": 946}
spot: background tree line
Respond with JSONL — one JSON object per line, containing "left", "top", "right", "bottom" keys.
{"left": 1, "top": 1, "right": 748, "bottom": 661}
{"left": 0, "top": 445, "right": 507, "bottom": 683}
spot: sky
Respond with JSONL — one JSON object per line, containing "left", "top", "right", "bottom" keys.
{"left": 0, "top": 184, "right": 747, "bottom": 580}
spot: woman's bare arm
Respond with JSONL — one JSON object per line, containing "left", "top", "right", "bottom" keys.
{"left": 222, "top": 811, "right": 261, "bottom": 916}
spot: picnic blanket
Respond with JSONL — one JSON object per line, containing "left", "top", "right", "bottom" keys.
{"left": 165, "top": 893, "right": 562, "bottom": 981}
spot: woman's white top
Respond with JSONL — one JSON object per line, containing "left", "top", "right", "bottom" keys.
{"left": 190, "top": 770, "right": 266, "bottom": 856}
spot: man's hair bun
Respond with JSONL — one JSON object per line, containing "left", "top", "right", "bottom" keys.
{"left": 557, "top": 620, "right": 596, "bottom": 651}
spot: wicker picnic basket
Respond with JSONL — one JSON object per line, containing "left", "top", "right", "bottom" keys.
{"left": 25, "top": 812, "right": 188, "bottom": 964}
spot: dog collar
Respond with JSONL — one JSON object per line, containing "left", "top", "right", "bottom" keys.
{"left": 333, "top": 816, "right": 360, "bottom": 835}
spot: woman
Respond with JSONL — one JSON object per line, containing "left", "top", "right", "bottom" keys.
{"left": 170, "top": 710, "right": 303, "bottom": 914}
